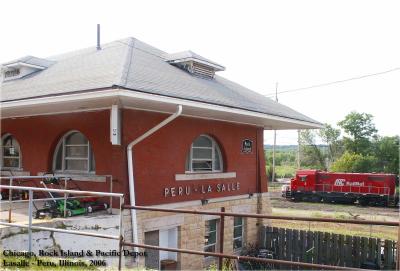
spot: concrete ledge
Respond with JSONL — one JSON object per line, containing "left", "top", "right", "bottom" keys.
{"left": 175, "top": 172, "right": 236, "bottom": 181}
{"left": 37, "top": 172, "right": 107, "bottom": 182}
{"left": 1, "top": 170, "right": 30, "bottom": 176}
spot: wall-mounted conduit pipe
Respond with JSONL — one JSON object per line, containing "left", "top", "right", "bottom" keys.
{"left": 126, "top": 105, "right": 182, "bottom": 259}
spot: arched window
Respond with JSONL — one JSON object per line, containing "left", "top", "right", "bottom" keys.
{"left": 186, "top": 135, "right": 223, "bottom": 172}
{"left": 53, "top": 131, "right": 95, "bottom": 173}
{"left": 1, "top": 134, "right": 21, "bottom": 169}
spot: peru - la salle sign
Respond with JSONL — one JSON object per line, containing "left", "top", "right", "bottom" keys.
{"left": 164, "top": 182, "right": 240, "bottom": 197}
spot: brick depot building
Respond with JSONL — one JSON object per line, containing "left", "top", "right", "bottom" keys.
{"left": 1, "top": 38, "right": 320, "bottom": 269}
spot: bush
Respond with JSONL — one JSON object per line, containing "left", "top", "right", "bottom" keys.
{"left": 331, "top": 152, "right": 379, "bottom": 173}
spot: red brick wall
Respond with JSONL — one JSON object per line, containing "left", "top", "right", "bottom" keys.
{"left": 1, "top": 110, "right": 118, "bottom": 193}
{"left": 1, "top": 108, "right": 268, "bottom": 205}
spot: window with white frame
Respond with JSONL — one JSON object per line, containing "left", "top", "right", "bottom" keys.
{"left": 1, "top": 134, "right": 21, "bottom": 169}
{"left": 204, "top": 219, "right": 218, "bottom": 256}
{"left": 186, "top": 135, "right": 223, "bottom": 172}
{"left": 53, "top": 131, "right": 95, "bottom": 173}
{"left": 233, "top": 217, "right": 244, "bottom": 250}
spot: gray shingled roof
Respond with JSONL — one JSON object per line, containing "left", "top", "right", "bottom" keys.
{"left": 1, "top": 37, "right": 320, "bottom": 125}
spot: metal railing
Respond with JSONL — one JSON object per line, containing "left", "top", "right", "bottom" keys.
{"left": 122, "top": 205, "right": 399, "bottom": 271}
{"left": 0, "top": 175, "right": 114, "bottom": 222}
{"left": 1, "top": 184, "right": 398, "bottom": 270}
{"left": 0, "top": 185, "right": 125, "bottom": 268}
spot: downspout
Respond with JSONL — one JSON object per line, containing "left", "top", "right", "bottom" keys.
{"left": 126, "top": 105, "right": 182, "bottom": 256}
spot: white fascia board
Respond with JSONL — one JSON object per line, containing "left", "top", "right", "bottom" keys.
{"left": 1, "top": 89, "right": 119, "bottom": 108}
{"left": 1, "top": 87, "right": 322, "bottom": 129}
{"left": 116, "top": 89, "right": 322, "bottom": 128}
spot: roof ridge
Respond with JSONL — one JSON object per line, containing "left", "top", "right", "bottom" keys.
{"left": 118, "top": 37, "right": 136, "bottom": 87}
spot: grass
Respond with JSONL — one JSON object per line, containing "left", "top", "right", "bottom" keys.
{"left": 271, "top": 208, "right": 398, "bottom": 240}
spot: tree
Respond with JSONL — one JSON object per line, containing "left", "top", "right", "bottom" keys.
{"left": 337, "top": 112, "right": 377, "bottom": 155}
{"left": 299, "top": 130, "right": 325, "bottom": 169}
{"left": 373, "top": 136, "right": 399, "bottom": 174}
{"left": 318, "top": 124, "right": 343, "bottom": 164}
{"left": 299, "top": 124, "right": 343, "bottom": 170}
{"left": 331, "top": 152, "right": 379, "bottom": 173}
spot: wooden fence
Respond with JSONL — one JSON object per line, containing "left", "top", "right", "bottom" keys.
{"left": 261, "top": 226, "right": 397, "bottom": 270}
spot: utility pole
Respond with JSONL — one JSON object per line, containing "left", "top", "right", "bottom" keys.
{"left": 297, "top": 129, "right": 301, "bottom": 169}
{"left": 272, "top": 82, "right": 278, "bottom": 182}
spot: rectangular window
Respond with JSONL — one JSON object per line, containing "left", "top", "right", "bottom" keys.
{"left": 204, "top": 219, "right": 218, "bottom": 256}
{"left": 233, "top": 217, "right": 244, "bottom": 250}
{"left": 192, "top": 146, "right": 213, "bottom": 171}
{"left": 3, "top": 157, "right": 19, "bottom": 168}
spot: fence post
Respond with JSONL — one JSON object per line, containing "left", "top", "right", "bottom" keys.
{"left": 109, "top": 175, "right": 113, "bottom": 214}
{"left": 218, "top": 207, "right": 225, "bottom": 270}
{"left": 118, "top": 195, "right": 124, "bottom": 271}
{"left": 28, "top": 189, "right": 33, "bottom": 253}
{"left": 397, "top": 223, "right": 399, "bottom": 271}
{"left": 64, "top": 179, "right": 68, "bottom": 217}
{"left": 8, "top": 177, "right": 13, "bottom": 223}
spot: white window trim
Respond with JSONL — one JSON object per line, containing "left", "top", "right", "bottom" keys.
{"left": 186, "top": 134, "right": 223, "bottom": 173}
{"left": 53, "top": 130, "right": 95, "bottom": 174}
{"left": 0, "top": 133, "right": 22, "bottom": 170}
{"left": 233, "top": 217, "right": 244, "bottom": 251}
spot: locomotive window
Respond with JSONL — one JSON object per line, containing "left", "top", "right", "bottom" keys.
{"left": 320, "top": 174, "right": 330, "bottom": 180}
{"left": 299, "top": 176, "right": 307, "bottom": 182}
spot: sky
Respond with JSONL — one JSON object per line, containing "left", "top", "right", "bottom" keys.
{"left": 1, "top": 0, "right": 399, "bottom": 144}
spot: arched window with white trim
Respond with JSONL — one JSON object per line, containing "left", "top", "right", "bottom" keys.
{"left": 186, "top": 135, "right": 223, "bottom": 172}
{"left": 53, "top": 131, "right": 95, "bottom": 173}
{"left": 1, "top": 134, "right": 22, "bottom": 169}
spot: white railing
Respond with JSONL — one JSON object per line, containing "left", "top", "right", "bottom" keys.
{"left": 0, "top": 184, "right": 124, "bottom": 267}
{"left": 0, "top": 175, "right": 114, "bottom": 220}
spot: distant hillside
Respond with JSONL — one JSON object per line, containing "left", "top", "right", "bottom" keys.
{"left": 264, "top": 145, "right": 297, "bottom": 151}
{"left": 264, "top": 144, "right": 328, "bottom": 151}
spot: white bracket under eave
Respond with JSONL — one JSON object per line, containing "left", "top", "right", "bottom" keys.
{"left": 110, "top": 104, "right": 121, "bottom": 145}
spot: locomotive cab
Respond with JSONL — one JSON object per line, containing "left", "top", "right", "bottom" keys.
{"left": 287, "top": 170, "right": 319, "bottom": 201}
{"left": 292, "top": 170, "right": 318, "bottom": 192}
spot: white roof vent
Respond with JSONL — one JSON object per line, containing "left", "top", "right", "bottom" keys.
{"left": 1, "top": 56, "right": 54, "bottom": 82}
{"left": 166, "top": 51, "right": 225, "bottom": 79}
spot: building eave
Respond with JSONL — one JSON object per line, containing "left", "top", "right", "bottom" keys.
{"left": 0, "top": 87, "right": 322, "bottom": 129}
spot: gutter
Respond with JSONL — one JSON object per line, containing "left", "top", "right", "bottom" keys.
{"left": 126, "top": 104, "right": 183, "bottom": 257}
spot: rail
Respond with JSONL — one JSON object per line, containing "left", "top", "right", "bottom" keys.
{"left": 122, "top": 204, "right": 399, "bottom": 270}
{"left": 0, "top": 185, "right": 125, "bottom": 268}
{"left": 0, "top": 174, "right": 114, "bottom": 222}
{"left": 295, "top": 183, "right": 392, "bottom": 196}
